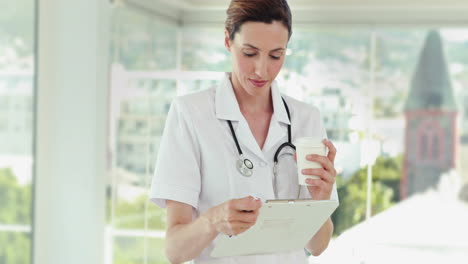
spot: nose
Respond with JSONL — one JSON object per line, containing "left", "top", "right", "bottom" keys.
{"left": 254, "top": 56, "right": 268, "bottom": 79}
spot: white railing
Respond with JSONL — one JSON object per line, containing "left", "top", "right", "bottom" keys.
{"left": 108, "top": 227, "right": 165, "bottom": 238}
{"left": 0, "top": 224, "right": 31, "bottom": 233}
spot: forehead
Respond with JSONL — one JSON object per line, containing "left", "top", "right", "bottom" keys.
{"left": 234, "top": 21, "right": 289, "bottom": 49}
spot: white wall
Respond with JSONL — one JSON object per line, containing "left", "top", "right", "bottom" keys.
{"left": 34, "top": 0, "right": 109, "bottom": 264}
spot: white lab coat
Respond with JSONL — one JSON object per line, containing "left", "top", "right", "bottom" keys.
{"left": 150, "top": 73, "right": 338, "bottom": 264}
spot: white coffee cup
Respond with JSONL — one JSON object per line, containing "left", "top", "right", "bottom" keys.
{"left": 295, "top": 137, "right": 327, "bottom": 185}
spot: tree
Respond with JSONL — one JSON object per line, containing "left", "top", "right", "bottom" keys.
{"left": 0, "top": 168, "right": 32, "bottom": 264}
{"left": 107, "top": 192, "right": 169, "bottom": 263}
{"left": 332, "top": 155, "right": 402, "bottom": 235}
{"left": 112, "top": 194, "right": 166, "bottom": 230}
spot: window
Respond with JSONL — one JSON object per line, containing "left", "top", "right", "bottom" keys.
{"left": 417, "top": 120, "right": 444, "bottom": 162}
{"left": 107, "top": 6, "right": 177, "bottom": 264}
{"left": 0, "top": 0, "right": 35, "bottom": 263}
{"left": 108, "top": 5, "right": 468, "bottom": 263}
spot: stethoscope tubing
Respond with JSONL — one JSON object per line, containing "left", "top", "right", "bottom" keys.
{"left": 228, "top": 97, "right": 295, "bottom": 177}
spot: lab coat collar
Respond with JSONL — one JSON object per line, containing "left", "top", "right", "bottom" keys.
{"left": 271, "top": 80, "right": 291, "bottom": 125}
{"left": 262, "top": 83, "right": 291, "bottom": 153}
{"left": 215, "top": 73, "right": 291, "bottom": 162}
{"left": 215, "top": 73, "right": 243, "bottom": 121}
{"left": 215, "top": 73, "right": 291, "bottom": 125}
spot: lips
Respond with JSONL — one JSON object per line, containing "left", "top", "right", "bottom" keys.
{"left": 249, "top": 79, "right": 268, "bottom": 87}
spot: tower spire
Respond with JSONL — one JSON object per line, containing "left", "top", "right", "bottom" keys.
{"left": 405, "top": 30, "right": 457, "bottom": 111}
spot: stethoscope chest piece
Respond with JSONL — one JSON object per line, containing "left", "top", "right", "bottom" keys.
{"left": 236, "top": 156, "right": 253, "bottom": 177}
{"left": 228, "top": 97, "right": 292, "bottom": 179}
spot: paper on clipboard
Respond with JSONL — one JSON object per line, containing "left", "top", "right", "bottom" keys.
{"left": 210, "top": 199, "right": 339, "bottom": 258}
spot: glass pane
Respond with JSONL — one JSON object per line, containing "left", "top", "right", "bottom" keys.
{"left": 0, "top": 0, "right": 35, "bottom": 263}
{"left": 110, "top": 13, "right": 468, "bottom": 264}
{"left": 181, "top": 26, "right": 230, "bottom": 71}
{"left": 315, "top": 28, "right": 468, "bottom": 264}
{"left": 444, "top": 29, "right": 468, "bottom": 182}
{"left": 113, "top": 237, "right": 169, "bottom": 264}
{"left": 108, "top": 6, "right": 178, "bottom": 264}
{"left": 112, "top": 78, "right": 176, "bottom": 230}
{"left": 110, "top": 8, "right": 177, "bottom": 70}
{"left": 279, "top": 27, "right": 373, "bottom": 236}
{"left": 178, "top": 79, "right": 219, "bottom": 94}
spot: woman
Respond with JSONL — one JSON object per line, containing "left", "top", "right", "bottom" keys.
{"left": 150, "top": 0, "right": 338, "bottom": 263}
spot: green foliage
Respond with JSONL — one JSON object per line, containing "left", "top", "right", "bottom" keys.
{"left": 0, "top": 168, "right": 31, "bottom": 225}
{"left": 108, "top": 194, "right": 169, "bottom": 263}
{"left": 0, "top": 168, "right": 32, "bottom": 264}
{"left": 332, "top": 155, "right": 402, "bottom": 235}
{"left": 348, "top": 155, "right": 402, "bottom": 201}
{"left": 113, "top": 195, "right": 167, "bottom": 230}
{"left": 114, "top": 237, "right": 169, "bottom": 264}
{"left": 0, "top": 232, "right": 31, "bottom": 264}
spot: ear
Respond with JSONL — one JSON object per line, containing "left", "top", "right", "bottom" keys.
{"left": 224, "top": 29, "right": 231, "bottom": 52}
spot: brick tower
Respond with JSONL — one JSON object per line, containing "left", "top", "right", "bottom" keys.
{"left": 402, "top": 30, "right": 458, "bottom": 199}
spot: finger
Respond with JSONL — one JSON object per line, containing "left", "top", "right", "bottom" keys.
{"left": 227, "top": 211, "right": 257, "bottom": 224}
{"left": 230, "top": 222, "right": 256, "bottom": 236}
{"left": 229, "top": 196, "right": 262, "bottom": 212}
{"left": 293, "top": 152, "right": 297, "bottom": 162}
{"left": 301, "top": 168, "right": 335, "bottom": 183}
{"left": 306, "top": 154, "right": 335, "bottom": 175}
{"left": 305, "top": 178, "right": 328, "bottom": 189}
{"left": 236, "top": 210, "right": 259, "bottom": 224}
{"left": 224, "top": 221, "right": 253, "bottom": 236}
{"left": 323, "top": 139, "right": 337, "bottom": 164}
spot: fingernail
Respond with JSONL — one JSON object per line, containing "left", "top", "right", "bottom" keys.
{"left": 307, "top": 154, "right": 314, "bottom": 159}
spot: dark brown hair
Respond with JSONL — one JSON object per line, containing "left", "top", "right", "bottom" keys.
{"left": 225, "top": 0, "right": 292, "bottom": 41}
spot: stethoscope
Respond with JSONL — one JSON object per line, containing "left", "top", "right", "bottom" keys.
{"left": 227, "top": 97, "right": 296, "bottom": 178}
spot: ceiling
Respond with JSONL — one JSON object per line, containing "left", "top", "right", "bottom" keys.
{"left": 120, "top": 0, "right": 468, "bottom": 25}
{"left": 152, "top": 0, "right": 468, "bottom": 9}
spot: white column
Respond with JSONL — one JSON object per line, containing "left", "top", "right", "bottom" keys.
{"left": 34, "top": 0, "right": 109, "bottom": 264}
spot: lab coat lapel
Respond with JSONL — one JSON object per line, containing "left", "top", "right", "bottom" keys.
{"left": 215, "top": 73, "right": 266, "bottom": 162}
{"left": 262, "top": 81, "right": 291, "bottom": 153}
{"left": 262, "top": 115, "right": 285, "bottom": 153}
{"left": 215, "top": 73, "right": 242, "bottom": 121}
{"left": 236, "top": 118, "right": 266, "bottom": 162}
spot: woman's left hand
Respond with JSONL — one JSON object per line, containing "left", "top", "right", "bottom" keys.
{"left": 301, "top": 139, "right": 337, "bottom": 200}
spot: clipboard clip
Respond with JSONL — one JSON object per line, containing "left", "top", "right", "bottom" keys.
{"left": 265, "top": 199, "right": 296, "bottom": 204}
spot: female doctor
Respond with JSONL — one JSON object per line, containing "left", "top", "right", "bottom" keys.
{"left": 150, "top": 0, "right": 338, "bottom": 263}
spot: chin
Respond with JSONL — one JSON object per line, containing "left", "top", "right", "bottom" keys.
{"left": 246, "top": 85, "right": 266, "bottom": 96}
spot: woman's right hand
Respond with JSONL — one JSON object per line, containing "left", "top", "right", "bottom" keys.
{"left": 204, "top": 196, "right": 262, "bottom": 236}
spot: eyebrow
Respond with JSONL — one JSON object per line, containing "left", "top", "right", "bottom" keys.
{"left": 243, "top": 44, "right": 285, "bottom": 52}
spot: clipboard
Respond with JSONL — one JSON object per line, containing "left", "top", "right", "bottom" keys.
{"left": 211, "top": 199, "right": 339, "bottom": 257}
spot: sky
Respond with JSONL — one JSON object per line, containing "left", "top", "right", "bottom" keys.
{"left": 441, "top": 29, "right": 468, "bottom": 42}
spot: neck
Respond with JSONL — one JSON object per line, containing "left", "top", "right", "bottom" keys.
{"left": 230, "top": 73, "right": 273, "bottom": 114}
